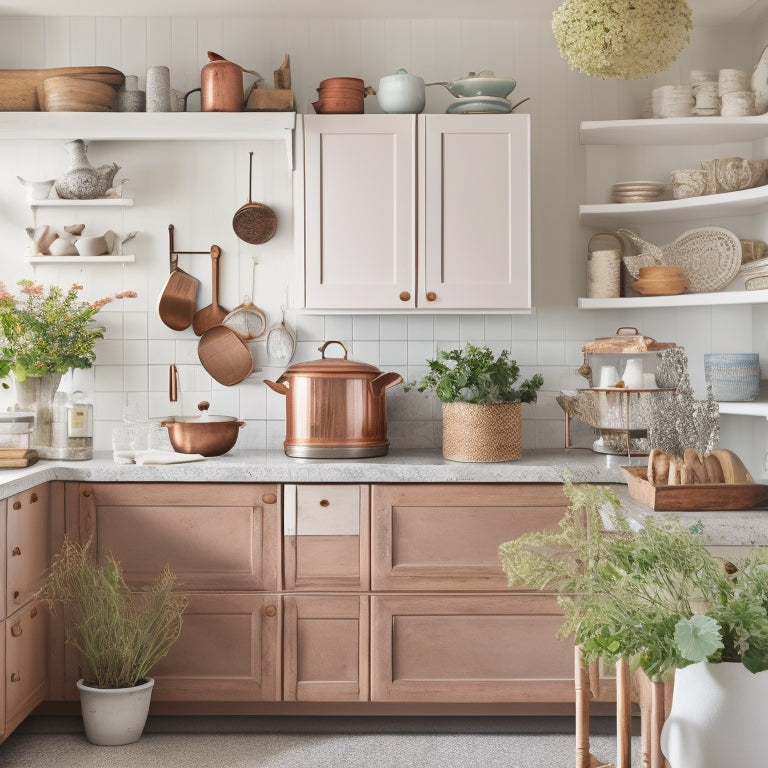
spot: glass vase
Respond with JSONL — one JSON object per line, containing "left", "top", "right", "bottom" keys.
{"left": 13, "top": 373, "right": 63, "bottom": 459}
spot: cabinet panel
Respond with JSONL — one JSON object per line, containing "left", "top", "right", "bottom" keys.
{"left": 5, "top": 602, "right": 48, "bottom": 734}
{"left": 74, "top": 483, "right": 281, "bottom": 591}
{"left": 284, "top": 484, "right": 370, "bottom": 590}
{"left": 420, "top": 114, "right": 531, "bottom": 310}
{"left": 371, "top": 484, "right": 567, "bottom": 591}
{"left": 370, "top": 594, "right": 573, "bottom": 702}
{"left": 283, "top": 594, "right": 369, "bottom": 702}
{"left": 7, "top": 484, "right": 50, "bottom": 614}
{"left": 303, "top": 114, "right": 416, "bottom": 309}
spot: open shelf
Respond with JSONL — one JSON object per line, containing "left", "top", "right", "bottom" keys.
{"left": 30, "top": 198, "right": 134, "bottom": 207}
{"left": 578, "top": 288, "right": 768, "bottom": 309}
{"left": 25, "top": 255, "right": 135, "bottom": 264}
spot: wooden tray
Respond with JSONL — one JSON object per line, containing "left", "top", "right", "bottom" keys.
{"left": 621, "top": 466, "right": 768, "bottom": 511}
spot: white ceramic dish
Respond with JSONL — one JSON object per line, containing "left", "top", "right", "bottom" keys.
{"left": 446, "top": 95, "right": 512, "bottom": 114}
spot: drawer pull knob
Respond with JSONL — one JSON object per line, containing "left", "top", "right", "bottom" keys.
{"left": 30, "top": 492, "right": 38, "bottom": 503}
{"left": 82, "top": 490, "right": 91, "bottom": 498}
{"left": 13, "top": 591, "right": 19, "bottom": 601}
{"left": 11, "top": 546, "right": 21, "bottom": 557}
{"left": 262, "top": 493, "right": 277, "bottom": 505}
{"left": 399, "top": 291, "right": 411, "bottom": 302}
{"left": 319, "top": 499, "right": 330, "bottom": 508}
{"left": 264, "top": 604, "right": 277, "bottom": 618}
{"left": 426, "top": 291, "right": 437, "bottom": 302}
{"left": 12, "top": 501, "right": 21, "bottom": 510}
{"left": 10, "top": 673, "right": 20, "bottom": 683}
{"left": 11, "top": 624, "right": 22, "bottom": 638}
{"left": 30, "top": 607, "right": 38, "bottom": 619}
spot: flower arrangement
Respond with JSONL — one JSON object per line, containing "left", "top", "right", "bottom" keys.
{"left": 0, "top": 280, "right": 137, "bottom": 382}
{"left": 552, "top": 0, "right": 693, "bottom": 80}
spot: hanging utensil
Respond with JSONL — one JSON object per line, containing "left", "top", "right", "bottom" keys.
{"left": 158, "top": 224, "right": 200, "bottom": 332}
{"left": 197, "top": 324, "right": 253, "bottom": 386}
{"left": 222, "top": 257, "right": 267, "bottom": 339}
{"left": 266, "top": 305, "right": 296, "bottom": 366}
{"left": 232, "top": 151, "right": 278, "bottom": 245}
{"left": 192, "top": 245, "right": 228, "bottom": 336}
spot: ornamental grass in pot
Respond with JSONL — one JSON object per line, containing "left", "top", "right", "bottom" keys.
{"left": 35, "top": 536, "right": 188, "bottom": 745}
{"left": 409, "top": 343, "right": 544, "bottom": 462}
{"left": 498, "top": 471, "right": 768, "bottom": 768}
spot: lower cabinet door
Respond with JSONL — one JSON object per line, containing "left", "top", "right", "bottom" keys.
{"left": 136, "top": 593, "right": 281, "bottom": 702}
{"left": 370, "top": 594, "right": 573, "bottom": 703}
{"left": 5, "top": 602, "right": 48, "bottom": 735}
{"left": 283, "top": 595, "right": 369, "bottom": 702}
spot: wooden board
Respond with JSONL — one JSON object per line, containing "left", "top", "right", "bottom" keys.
{"left": 622, "top": 465, "right": 768, "bottom": 511}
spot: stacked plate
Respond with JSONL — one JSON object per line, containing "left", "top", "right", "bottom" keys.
{"left": 611, "top": 181, "right": 668, "bottom": 204}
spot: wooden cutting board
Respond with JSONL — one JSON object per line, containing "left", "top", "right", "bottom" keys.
{"left": 622, "top": 466, "right": 768, "bottom": 511}
{"left": 0, "top": 66, "right": 124, "bottom": 110}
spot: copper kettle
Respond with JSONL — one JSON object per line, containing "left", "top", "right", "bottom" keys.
{"left": 200, "top": 51, "right": 263, "bottom": 112}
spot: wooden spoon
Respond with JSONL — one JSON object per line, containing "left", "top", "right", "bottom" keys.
{"left": 192, "top": 245, "right": 228, "bottom": 336}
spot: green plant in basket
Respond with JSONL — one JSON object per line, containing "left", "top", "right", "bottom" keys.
{"left": 408, "top": 342, "right": 544, "bottom": 404}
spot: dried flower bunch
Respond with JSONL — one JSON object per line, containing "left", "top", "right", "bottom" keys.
{"left": 552, "top": 0, "right": 693, "bottom": 80}
{"left": 0, "top": 280, "right": 136, "bottom": 382}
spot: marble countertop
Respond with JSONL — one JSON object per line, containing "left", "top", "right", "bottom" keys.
{"left": 2, "top": 447, "right": 767, "bottom": 546}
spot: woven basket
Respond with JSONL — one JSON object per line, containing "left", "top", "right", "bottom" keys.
{"left": 441, "top": 401, "right": 522, "bottom": 463}
{"left": 704, "top": 353, "right": 760, "bottom": 401}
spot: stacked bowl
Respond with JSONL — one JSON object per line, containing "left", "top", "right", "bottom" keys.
{"left": 312, "top": 77, "right": 374, "bottom": 114}
{"left": 632, "top": 265, "right": 690, "bottom": 296}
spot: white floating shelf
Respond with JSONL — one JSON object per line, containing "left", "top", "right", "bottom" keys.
{"left": 580, "top": 116, "right": 768, "bottom": 146}
{"left": 25, "top": 255, "right": 135, "bottom": 264}
{"left": 719, "top": 400, "right": 768, "bottom": 417}
{"left": 578, "top": 288, "right": 768, "bottom": 309}
{"left": 30, "top": 198, "right": 134, "bottom": 207}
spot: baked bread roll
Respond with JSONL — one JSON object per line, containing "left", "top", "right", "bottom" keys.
{"left": 647, "top": 449, "right": 670, "bottom": 487}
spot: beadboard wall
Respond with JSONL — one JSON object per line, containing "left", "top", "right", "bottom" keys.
{"left": 0, "top": 13, "right": 767, "bottom": 476}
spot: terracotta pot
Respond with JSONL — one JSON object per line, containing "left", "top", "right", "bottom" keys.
{"left": 264, "top": 340, "right": 402, "bottom": 458}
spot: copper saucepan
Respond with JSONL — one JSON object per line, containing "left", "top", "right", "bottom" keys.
{"left": 162, "top": 401, "right": 244, "bottom": 456}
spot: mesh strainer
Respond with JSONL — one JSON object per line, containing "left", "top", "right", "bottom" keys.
{"left": 266, "top": 305, "right": 296, "bottom": 366}
{"left": 222, "top": 257, "right": 267, "bottom": 339}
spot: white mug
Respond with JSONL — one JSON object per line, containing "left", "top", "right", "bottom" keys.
{"left": 622, "top": 358, "right": 645, "bottom": 389}
{"left": 598, "top": 365, "right": 620, "bottom": 388}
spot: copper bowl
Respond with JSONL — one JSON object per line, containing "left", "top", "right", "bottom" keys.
{"left": 161, "top": 401, "right": 244, "bottom": 456}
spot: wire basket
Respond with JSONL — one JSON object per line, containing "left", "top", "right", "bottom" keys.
{"left": 704, "top": 353, "right": 760, "bottom": 401}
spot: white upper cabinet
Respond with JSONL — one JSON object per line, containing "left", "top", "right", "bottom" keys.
{"left": 301, "top": 113, "right": 531, "bottom": 312}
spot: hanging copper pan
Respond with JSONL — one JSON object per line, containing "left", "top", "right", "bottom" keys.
{"left": 232, "top": 151, "right": 277, "bottom": 245}
{"left": 197, "top": 324, "right": 253, "bottom": 386}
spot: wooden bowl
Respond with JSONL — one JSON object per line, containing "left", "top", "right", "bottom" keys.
{"left": 638, "top": 265, "right": 686, "bottom": 279}
{"left": 42, "top": 75, "right": 117, "bottom": 112}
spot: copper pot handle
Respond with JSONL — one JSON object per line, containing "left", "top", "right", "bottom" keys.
{"left": 370, "top": 371, "right": 403, "bottom": 397}
{"left": 318, "top": 340, "right": 348, "bottom": 359}
{"left": 264, "top": 379, "right": 289, "bottom": 395}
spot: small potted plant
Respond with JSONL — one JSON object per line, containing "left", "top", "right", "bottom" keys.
{"left": 498, "top": 471, "right": 768, "bottom": 768}
{"left": 409, "top": 342, "right": 544, "bottom": 462}
{"left": 35, "top": 536, "right": 188, "bottom": 746}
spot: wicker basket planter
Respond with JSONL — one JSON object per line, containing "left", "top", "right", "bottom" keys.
{"left": 441, "top": 401, "right": 522, "bottom": 463}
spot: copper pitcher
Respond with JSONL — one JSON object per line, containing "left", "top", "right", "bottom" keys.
{"left": 200, "top": 51, "right": 262, "bottom": 112}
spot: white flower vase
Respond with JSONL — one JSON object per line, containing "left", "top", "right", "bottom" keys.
{"left": 660, "top": 661, "right": 768, "bottom": 768}
{"left": 77, "top": 678, "right": 154, "bottom": 746}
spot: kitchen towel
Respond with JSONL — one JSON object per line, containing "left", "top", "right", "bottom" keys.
{"left": 113, "top": 449, "right": 205, "bottom": 465}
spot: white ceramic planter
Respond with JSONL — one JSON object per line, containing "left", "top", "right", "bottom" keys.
{"left": 661, "top": 662, "right": 768, "bottom": 768}
{"left": 77, "top": 677, "right": 154, "bottom": 745}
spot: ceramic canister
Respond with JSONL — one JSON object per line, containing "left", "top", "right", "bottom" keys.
{"left": 377, "top": 68, "right": 426, "bottom": 114}
{"left": 146, "top": 66, "right": 171, "bottom": 112}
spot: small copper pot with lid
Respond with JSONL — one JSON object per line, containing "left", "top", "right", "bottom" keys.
{"left": 264, "top": 340, "right": 402, "bottom": 458}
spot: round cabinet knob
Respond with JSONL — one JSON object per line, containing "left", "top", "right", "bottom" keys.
{"left": 263, "top": 604, "right": 277, "bottom": 618}
{"left": 10, "top": 673, "right": 20, "bottom": 683}
{"left": 11, "top": 547, "right": 21, "bottom": 557}
{"left": 425, "top": 292, "right": 437, "bottom": 302}
{"left": 319, "top": 499, "right": 330, "bottom": 508}
{"left": 261, "top": 493, "right": 277, "bottom": 505}
{"left": 12, "top": 501, "right": 21, "bottom": 511}
{"left": 399, "top": 291, "right": 411, "bottom": 302}
{"left": 10, "top": 624, "right": 22, "bottom": 638}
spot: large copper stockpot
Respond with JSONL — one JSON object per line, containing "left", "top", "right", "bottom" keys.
{"left": 264, "top": 340, "right": 402, "bottom": 458}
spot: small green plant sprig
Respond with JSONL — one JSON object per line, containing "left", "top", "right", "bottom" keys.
{"left": 36, "top": 536, "right": 188, "bottom": 689}
{"left": 498, "top": 470, "right": 768, "bottom": 681}
{"left": 408, "top": 343, "right": 544, "bottom": 404}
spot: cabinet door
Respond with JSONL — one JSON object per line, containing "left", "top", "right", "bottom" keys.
{"left": 420, "top": 114, "right": 531, "bottom": 310}
{"left": 74, "top": 483, "right": 281, "bottom": 591}
{"left": 5, "top": 602, "right": 48, "bottom": 734}
{"left": 303, "top": 114, "right": 417, "bottom": 310}
{"left": 371, "top": 484, "right": 567, "bottom": 591}
{"left": 149, "top": 593, "right": 281, "bottom": 702}
{"left": 283, "top": 594, "right": 369, "bottom": 702}
{"left": 370, "top": 594, "right": 572, "bottom": 702}
{"left": 7, "top": 484, "right": 50, "bottom": 615}
{"left": 284, "top": 484, "right": 369, "bottom": 590}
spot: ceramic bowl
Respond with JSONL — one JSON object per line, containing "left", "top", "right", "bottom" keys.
{"left": 16, "top": 176, "right": 55, "bottom": 200}
{"left": 75, "top": 235, "right": 109, "bottom": 257}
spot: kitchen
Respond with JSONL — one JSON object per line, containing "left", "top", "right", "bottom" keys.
{"left": 2, "top": 0, "right": 768, "bottom": 763}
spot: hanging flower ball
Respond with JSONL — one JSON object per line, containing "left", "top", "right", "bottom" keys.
{"left": 552, "top": 0, "right": 693, "bottom": 80}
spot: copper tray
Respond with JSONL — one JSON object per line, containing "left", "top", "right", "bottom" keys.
{"left": 621, "top": 466, "right": 768, "bottom": 511}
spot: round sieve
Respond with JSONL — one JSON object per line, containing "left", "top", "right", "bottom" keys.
{"left": 232, "top": 151, "right": 277, "bottom": 245}
{"left": 222, "top": 257, "right": 267, "bottom": 339}
{"left": 266, "top": 305, "right": 296, "bottom": 366}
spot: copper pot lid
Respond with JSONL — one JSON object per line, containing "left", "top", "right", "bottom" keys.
{"left": 281, "top": 340, "right": 382, "bottom": 376}
{"left": 582, "top": 326, "right": 676, "bottom": 354}
{"left": 164, "top": 401, "right": 239, "bottom": 424}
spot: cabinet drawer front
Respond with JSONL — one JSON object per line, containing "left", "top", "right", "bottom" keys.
{"left": 76, "top": 483, "right": 280, "bottom": 591}
{"left": 7, "top": 484, "right": 50, "bottom": 613}
{"left": 283, "top": 595, "right": 369, "bottom": 702}
{"left": 370, "top": 594, "right": 573, "bottom": 703}
{"left": 371, "top": 484, "right": 567, "bottom": 590}
{"left": 147, "top": 593, "right": 280, "bottom": 702}
{"left": 5, "top": 602, "right": 48, "bottom": 730}
{"left": 284, "top": 485, "right": 370, "bottom": 590}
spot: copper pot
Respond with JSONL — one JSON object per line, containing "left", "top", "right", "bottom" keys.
{"left": 162, "top": 401, "right": 244, "bottom": 456}
{"left": 264, "top": 340, "right": 402, "bottom": 458}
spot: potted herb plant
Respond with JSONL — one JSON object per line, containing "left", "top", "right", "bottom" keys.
{"left": 498, "top": 471, "right": 768, "bottom": 768}
{"left": 35, "top": 536, "right": 188, "bottom": 746}
{"left": 409, "top": 343, "right": 544, "bottom": 462}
